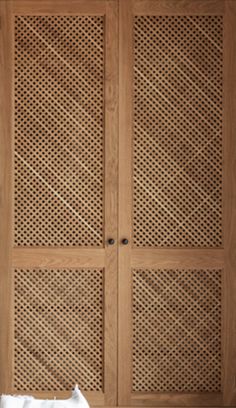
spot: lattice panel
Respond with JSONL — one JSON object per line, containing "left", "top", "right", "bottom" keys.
{"left": 132, "top": 268, "right": 222, "bottom": 392}
{"left": 14, "top": 268, "right": 103, "bottom": 391}
{"left": 14, "top": 16, "right": 104, "bottom": 246}
{"left": 133, "top": 16, "right": 223, "bottom": 247}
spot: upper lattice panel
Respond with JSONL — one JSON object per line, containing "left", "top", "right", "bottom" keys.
{"left": 14, "top": 16, "right": 104, "bottom": 246}
{"left": 133, "top": 16, "right": 223, "bottom": 248}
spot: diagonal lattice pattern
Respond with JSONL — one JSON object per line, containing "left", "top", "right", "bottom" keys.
{"left": 14, "top": 268, "right": 104, "bottom": 391}
{"left": 14, "top": 16, "right": 104, "bottom": 246}
{"left": 133, "top": 16, "right": 223, "bottom": 247}
{"left": 132, "top": 268, "right": 222, "bottom": 392}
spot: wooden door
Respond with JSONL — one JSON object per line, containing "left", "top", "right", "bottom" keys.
{"left": 118, "top": 0, "right": 236, "bottom": 407}
{"left": 0, "top": 0, "right": 118, "bottom": 405}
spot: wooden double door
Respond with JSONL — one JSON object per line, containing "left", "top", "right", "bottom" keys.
{"left": 0, "top": 0, "right": 236, "bottom": 407}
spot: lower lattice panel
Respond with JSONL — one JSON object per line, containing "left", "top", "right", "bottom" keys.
{"left": 13, "top": 268, "right": 103, "bottom": 391}
{"left": 132, "top": 268, "right": 222, "bottom": 392}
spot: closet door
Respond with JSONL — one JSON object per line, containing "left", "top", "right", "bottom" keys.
{"left": 119, "top": 0, "right": 236, "bottom": 406}
{"left": 0, "top": 0, "right": 118, "bottom": 404}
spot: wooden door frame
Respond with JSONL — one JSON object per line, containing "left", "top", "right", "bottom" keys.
{"left": 0, "top": 0, "right": 14, "bottom": 396}
{"left": 223, "top": 1, "right": 236, "bottom": 405}
{"left": 118, "top": 0, "right": 236, "bottom": 406}
{"left": 0, "top": 1, "right": 118, "bottom": 405}
{"left": 1, "top": 0, "right": 236, "bottom": 406}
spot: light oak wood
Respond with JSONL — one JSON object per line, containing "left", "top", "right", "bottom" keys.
{"left": 132, "top": 249, "right": 224, "bottom": 268}
{"left": 118, "top": 0, "right": 133, "bottom": 405}
{"left": 12, "top": 248, "right": 106, "bottom": 268}
{"left": 93, "top": 406, "right": 224, "bottom": 408}
{"left": 222, "top": 0, "right": 236, "bottom": 405}
{"left": 12, "top": 0, "right": 107, "bottom": 15}
{"left": 1, "top": 0, "right": 236, "bottom": 406}
{"left": 129, "top": 393, "right": 222, "bottom": 407}
{"left": 0, "top": 0, "right": 14, "bottom": 394}
{"left": 133, "top": 0, "right": 224, "bottom": 15}
{"left": 104, "top": 1, "right": 119, "bottom": 406}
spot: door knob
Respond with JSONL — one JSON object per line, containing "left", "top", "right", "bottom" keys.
{"left": 122, "top": 238, "right": 129, "bottom": 245}
{"left": 108, "top": 238, "right": 115, "bottom": 245}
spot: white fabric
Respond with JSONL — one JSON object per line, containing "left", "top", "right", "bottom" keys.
{"left": 0, "top": 385, "right": 90, "bottom": 408}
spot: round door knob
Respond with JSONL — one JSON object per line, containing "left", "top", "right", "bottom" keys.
{"left": 122, "top": 238, "right": 129, "bottom": 245}
{"left": 108, "top": 238, "right": 115, "bottom": 245}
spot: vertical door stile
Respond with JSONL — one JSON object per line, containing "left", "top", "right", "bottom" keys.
{"left": 0, "top": 0, "right": 14, "bottom": 394}
{"left": 118, "top": 0, "right": 133, "bottom": 405}
{"left": 104, "top": 1, "right": 119, "bottom": 406}
{"left": 223, "top": 1, "right": 236, "bottom": 405}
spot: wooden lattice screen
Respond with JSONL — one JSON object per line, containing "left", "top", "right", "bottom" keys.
{"left": 132, "top": 268, "right": 222, "bottom": 392}
{"left": 14, "top": 268, "right": 103, "bottom": 391}
{"left": 14, "top": 15, "right": 104, "bottom": 247}
{"left": 12, "top": 9, "right": 110, "bottom": 399}
{"left": 131, "top": 13, "right": 223, "bottom": 396}
{"left": 133, "top": 15, "right": 223, "bottom": 248}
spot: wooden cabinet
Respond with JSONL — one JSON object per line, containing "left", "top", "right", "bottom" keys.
{"left": 0, "top": 1, "right": 236, "bottom": 407}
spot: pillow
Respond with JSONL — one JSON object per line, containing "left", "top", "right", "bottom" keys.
{"left": 0, "top": 385, "right": 90, "bottom": 408}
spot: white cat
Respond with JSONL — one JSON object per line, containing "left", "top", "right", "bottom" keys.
{"left": 0, "top": 385, "right": 90, "bottom": 408}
